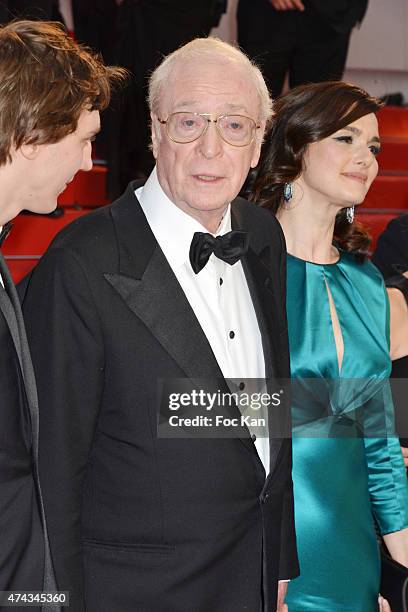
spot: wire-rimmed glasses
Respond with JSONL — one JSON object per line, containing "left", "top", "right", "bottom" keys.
{"left": 157, "top": 112, "right": 260, "bottom": 147}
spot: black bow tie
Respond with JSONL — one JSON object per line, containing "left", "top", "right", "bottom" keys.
{"left": 0, "top": 222, "right": 12, "bottom": 247}
{"left": 189, "top": 230, "right": 249, "bottom": 274}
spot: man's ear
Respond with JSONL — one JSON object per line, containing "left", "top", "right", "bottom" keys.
{"left": 150, "top": 112, "right": 160, "bottom": 159}
{"left": 250, "top": 120, "right": 266, "bottom": 169}
{"left": 19, "top": 142, "right": 41, "bottom": 161}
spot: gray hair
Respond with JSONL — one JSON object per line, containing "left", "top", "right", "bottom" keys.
{"left": 148, "top": 37, "right": 273, "bottom": 125}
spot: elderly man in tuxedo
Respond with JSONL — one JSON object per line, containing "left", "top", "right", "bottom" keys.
{"left": 21, "top": 38, "right": 299, "bottom": 611}
{"left": 238, "top": 0, "right": 368, "bottom": 98}
{"left": 0, "top": 19, "right": 123, "bottom": 610}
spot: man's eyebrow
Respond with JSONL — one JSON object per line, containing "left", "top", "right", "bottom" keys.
{"left": 341, "top": 125, "right": 381, "bottom": 142}
{"left": 175, "top": 100, "right": 197, "bottom": 108}
{"left": 173, "top": 101, "right": 250, "bottom": 113}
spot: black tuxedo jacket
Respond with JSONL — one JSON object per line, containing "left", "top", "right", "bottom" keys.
{"left": 21, "top": 183, "right": 299, "bottom": 611}
{"left": 0, "top": 253, "right": 57, "bottom": 612}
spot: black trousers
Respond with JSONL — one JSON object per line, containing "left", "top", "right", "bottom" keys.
{"left": 237, "top": 0, "right": 351, "bottom": 98}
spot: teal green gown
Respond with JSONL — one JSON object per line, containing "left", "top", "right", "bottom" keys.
{"left": 285, "top": 252, "right": 408, "bottom": 612}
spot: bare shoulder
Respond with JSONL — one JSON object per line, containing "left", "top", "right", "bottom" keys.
{"left": 388, "top": 287, "right": 408, "bottom": 320}
{"left": 388, "top": 286, "right": 408, "bottom": 360}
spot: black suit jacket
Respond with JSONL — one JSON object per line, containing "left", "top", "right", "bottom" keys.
{"left": 238, "top": 0, "right": 368, "bottom": 36}
{"left": 0, "top": 253, "right": 57, "bottom": 612}
{"left": 21, "top": 183, "right": 299, "bottom": 611}
{"left": 0, "top": 0, "right": 61, "bottom": 22}
{"left": 372, "top": 214, "right": 408, "bottom": 279}
{"left": 372, "top": 214, "right": 408, "bottom": 445}
{"left": 309, "top": 0, "right": 368, "bottom": 33}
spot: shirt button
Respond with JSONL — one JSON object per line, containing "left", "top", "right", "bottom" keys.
{"left": 219, "top": 277, "right": 223, "bottom": 286}
{"left": 229, "top": 330, "right": 235, "bottom": 339}
{"left": 239, "top": 382, "right": 245, "bottom": 390}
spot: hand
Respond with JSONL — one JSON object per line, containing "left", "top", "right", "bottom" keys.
{"left": 277, "top": 581, "right": 288, "bottom": 611}
{"left": 270, "top": 0, "right": 305, "bottom": 11}
{"left": 378, "top": 595, "right": 392, "bottom": 611}
{"left": 402, "top": 446, "right": 408, "bottom": 467}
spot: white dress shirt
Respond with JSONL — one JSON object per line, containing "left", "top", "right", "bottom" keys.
{"left": 136, "top": 168, "right": 269, "bottom": 471}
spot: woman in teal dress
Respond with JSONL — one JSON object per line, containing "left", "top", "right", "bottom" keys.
{"left": 250, "top": 81, "right": 408, "bottom": 611}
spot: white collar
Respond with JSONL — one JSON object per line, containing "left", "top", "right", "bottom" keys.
{"left": 136, "top": 166, "right": 231, "bottom": 270}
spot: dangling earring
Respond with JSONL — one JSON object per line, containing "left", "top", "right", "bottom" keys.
{"left": 346, "top": 206, "right": 355, "bottom": 224}
{"left": 283, "top": 183, "right": 293, "bottom": 204}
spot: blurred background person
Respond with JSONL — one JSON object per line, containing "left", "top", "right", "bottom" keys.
{"left": 373, "top": 214, "right": 408, "bottom": 280}
{"left": 73, "top": 0, "right": 227, "bottom": 199}
{"left": 0, "top": 0, "right": 63, "bottom": 22}
{"left": 373, "top": 214, "right": 408, "bottom": 451}
{"left": 237, "top": 0, "right": 368, "bottom": 98}
{"left": 249, "top": 81, "right": 408, "bottom": 611}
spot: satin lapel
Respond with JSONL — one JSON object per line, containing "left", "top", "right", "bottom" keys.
{"left": 231, "top": 202, "right": 281, "bottom": 380}
{"left": 0, "top": 252, "right": 23, "bottom": 371}
{"left": 105, "top": 187, "right": 254, "bottom": 450}
{"left": 241, "top": 248, "right": 276, "bottom": 381}
{"left": 0, "top": 251, "right": 40, "bottom": 445}
{"left": 105, "top": 245, "right": 224, "bottom": 381}
{"left": 231, "top": 201, "right": 286, "bottom": 469}
{"left": 0, "top": 252, "right": 57, "bottom": 595}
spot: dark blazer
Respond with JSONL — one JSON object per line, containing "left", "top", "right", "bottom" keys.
{"left": 0, "top": 0, "right": 62, "bottom": 23}
{"left": 309, "top": 0, "right": 368, "bottom": 33}
{"left": 372, "top": 214, "right": 408, "bottom": 280}
{"left": 21, "top": 183, "right": 299, "bottom": 612}
{"left": 372, "top": 214, "right": 408, "bottom": 445}
{"left": 238, "top": 0, "right": 368, "bottom": 37}
{"left": 0, "top": 253, "right": 57, "bottom": 612}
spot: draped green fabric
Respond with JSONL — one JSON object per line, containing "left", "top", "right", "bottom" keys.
{"left": 285, "top": 252, "right": 408, "bottom": 611}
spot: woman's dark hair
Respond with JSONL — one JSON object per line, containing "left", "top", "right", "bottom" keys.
{"left": 249, "top": 81, "right": 384, "bottom": 258}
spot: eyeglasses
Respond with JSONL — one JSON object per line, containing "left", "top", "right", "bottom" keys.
{"left": 157, "top": 112, "right": 261, "bottom": 147}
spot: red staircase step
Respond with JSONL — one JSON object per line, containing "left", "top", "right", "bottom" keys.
{"left": 363, "top": 174, "right": 408, "bottom": 211}
{"left": 3, "top": 208, "right": 93, "bottom": 283}
{"left": 377, "top": 106, "right": 408, "bottom": 138}
{"left": 58, "top": 164, "right": 110, "bottom": 207}
{"left": 378, "top": 139, "right": 408, "bottom": 172}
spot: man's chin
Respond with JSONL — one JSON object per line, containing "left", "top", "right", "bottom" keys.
{"left": 31, "top": 200, "right": 59, "bottom": 215}
{"left": 188, "top": 200, "right": 229, "bottom": 216}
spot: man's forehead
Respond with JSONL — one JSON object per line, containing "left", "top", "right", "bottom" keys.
{"left": 77, "top": 108, "right": 100, "bottom": 132}
{"left": 170, "top": 55, "right": 249, "bottom": 84}
{"left": 161, "top": 58, "right": 258, "bottom": 115}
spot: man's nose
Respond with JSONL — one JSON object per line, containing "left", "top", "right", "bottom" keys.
{"left": 197, "top": 120, "right": 223, "bottom": 158}
{"left": 81, "top": 142, "right": 94, "bottom": 172}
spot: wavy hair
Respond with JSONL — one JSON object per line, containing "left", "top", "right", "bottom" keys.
{"left": 249, "top": 81, "right": 383, "bottom": 258}
{"left": 0, "top": 20, "right": 127, "bottom": 165}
